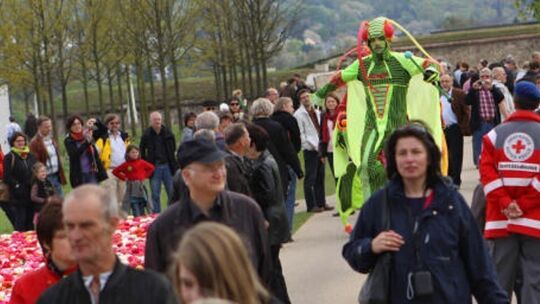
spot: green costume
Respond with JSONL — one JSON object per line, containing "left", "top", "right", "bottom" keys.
{"left": 312, "top": 17, "right": 444, "bottom": 232}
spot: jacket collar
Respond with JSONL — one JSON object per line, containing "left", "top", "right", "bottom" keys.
{"left": 74, "top": 257, "right": 127, "bottom": 292}
{"left": 506, "top": 110, "right": 540, "bottom": 123}
{"left": 387, "top": 178, "right": 454, "bottom": 212}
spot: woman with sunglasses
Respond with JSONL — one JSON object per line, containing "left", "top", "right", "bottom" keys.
{"left": 228, "top": 98, "right": 246, "bottom": 122}
{"left": 343, "top": 123, "right": 508, "bottom": 303}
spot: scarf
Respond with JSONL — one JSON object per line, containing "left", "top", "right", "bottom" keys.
{"left": 321, "top": 110, "right": 339, "bottom": 144}
{"left": 11, "top": 146, "right": 30, "bottom": 159}
{"left": 70, "top": 131, "right": 95, "bottom": 155}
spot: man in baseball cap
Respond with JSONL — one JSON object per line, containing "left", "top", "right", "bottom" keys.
{"left": 145, "top": 138, "right": 272, "bottom": 285}
{"left": 479, "top": 80, "right": 540, "bottom": 302}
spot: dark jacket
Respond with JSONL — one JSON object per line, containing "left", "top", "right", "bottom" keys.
{"left": 224, "top": 150, "right": 252, "bottom": 196}
{"left": 139, "top": 125, "right": 179, "bottom": 174}
{"left": 271, "top": 111, "right": 301, "bottom": 153}
{"left": 145, "top": 190, "right": 271, "bottom": 283}
{"left": 64, "top": 136, "right": 107, "bottom": 188}
{"left": 3, "top": 152, "right": 36, "bottom": 203}
{"left": 250, "top": 150, "right": 290, "bottom": 245}
{"left": 253, "top": 117, "right": 303, "bottom": 196}
{"left": 37, "top": 259, "right": 176, "bottom": 304}
{"left": 449, "top": 88, "right": 471, "bottom": 136}
{"left": 343, "top": 179, "right": 508, "bottom": 304}
{"left": 465, "top": 86, "right": 504, "bottom": 133}
{"left": 29, "top": 133, "right": 67, "bottom": 184}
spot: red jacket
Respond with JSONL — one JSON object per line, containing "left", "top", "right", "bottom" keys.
{"left": 112, "top": 159, "right": 155, "bottom": 181}
{"left": 10, "top": 265, "right": 61, "bottom": 304}
{"left": 480, "top": 110, "right": 540, "bottom": 239}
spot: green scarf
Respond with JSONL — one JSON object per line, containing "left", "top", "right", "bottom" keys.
{"left": 11, "top": 146, "right": 30, "bottom": 159}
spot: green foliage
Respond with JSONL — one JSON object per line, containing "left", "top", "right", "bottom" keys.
{"left": 515, "top": 0, "right": 540, "bottom": 20}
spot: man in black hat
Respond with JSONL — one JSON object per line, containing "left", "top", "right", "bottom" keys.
{"left": 144, "top": 138, "right": 271, "bottom": 283}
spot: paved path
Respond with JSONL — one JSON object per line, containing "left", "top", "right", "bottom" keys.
{"left": 281, "top": 137, "right": 492, "bottom": 303}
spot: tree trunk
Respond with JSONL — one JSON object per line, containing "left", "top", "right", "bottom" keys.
{"left": 107, "top": 67, "right": 115, "bottom": 112}
{"left": 146, "top": 57, "right": 156, "bottom": 111}
{"left": 213, "top": 63, "right": 222, "bottom": 101}
{"left": 221, "top": 64, "right": 229, "bottom": 100}
{"left": 135, "top": 60, "right": 148, "bottom": 129}
{"left": 45, "top": 66, "right": 57, "bottom": 140}
{"left": 117, "top": 65, "right": 125, "bottom": 124}
{"left": 262, "top": 55, "right": 268, "bottom": 90}
{"left": 37, "top": 53, "right": 48, "bottom": 115}
{"left": 125, "top": 64, "right": 137, "bottom": 138}
{"left": 58, "top": 42, "right": 69, "bottom": 120}
{"left": 239, "top": 48, "right": 247, "bottom": 97}
{"left": 159, "top": 64, "right": 170, "bottom": 127}
{"left": 171, "top": 57, "right": 182, "bottom": 133}
{"left": 81, "top": 60, "right": 90, "bottom": 114}
{"left": 94, "top": 58, "right": 104, "bottom": 116}
{"left": 32, "top": 56, "right": 43, "bottom": 115}
{"left": 254, "top": 56, "right": 261, "bottom": 96}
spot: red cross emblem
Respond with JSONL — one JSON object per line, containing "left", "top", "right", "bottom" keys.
{"left": 512, "top": 140, "right": 526, "bottom": 154}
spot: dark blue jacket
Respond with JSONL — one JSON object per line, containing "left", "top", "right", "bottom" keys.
{"left": 343, "top": 179, "right": 508, "bottom": 304}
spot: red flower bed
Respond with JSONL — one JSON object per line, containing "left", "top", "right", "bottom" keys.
{"left": 0, "top": 214, "right": 156, "bottom": 303}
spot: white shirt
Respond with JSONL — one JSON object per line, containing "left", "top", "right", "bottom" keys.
{"left": 83, "top": 271, "right": 112, "bottom": 304}
{"left": 109, "top": 132, "right": 126, "bottom": 168}
{"left": 493, "top": 80, "right": 514, "bottom": 120}
{"left": 441, "top": 89, "right": 458, "bottom": 127}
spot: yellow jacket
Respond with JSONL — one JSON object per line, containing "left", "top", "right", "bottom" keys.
{"left": 95, "top": 132, "right": 130, "bottom": 170}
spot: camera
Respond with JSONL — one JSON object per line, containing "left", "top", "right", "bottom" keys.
{"left": 413, "top": 271, "right": 434, "bottom": 297}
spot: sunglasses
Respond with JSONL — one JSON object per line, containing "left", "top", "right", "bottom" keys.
{"left": 230, "top": 103, "right": 239, "bottom": 106}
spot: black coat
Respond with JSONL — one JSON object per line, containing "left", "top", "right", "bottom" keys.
{"left": 252, "top": 117, "right": 303, "bottom": 196}
{"left": 144, "top": 191, "right": 271, "bottom": 284}
{"left": 3, "top": 152, "right": 36, "bottom": 203}
{"left": 271, "top": 110, "right": 301, "bottom": 153}
{"left": 139, "top": 126, "right": 179, "bottom": 174}
{"left": 37, "top": 259, "right": 177, "bottom": 304}
{"left": 224, "top": 150, "right": 252, "bottom": 196}
{"left": 250, "top": 150, "right": 290, "bottom": 245}
{"left": 64, "top": 136, "right": 107, "bottom": 188}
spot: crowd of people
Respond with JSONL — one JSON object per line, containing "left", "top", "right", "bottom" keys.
{"left": 0, "top": 45, "right": 539, "bottom": 303}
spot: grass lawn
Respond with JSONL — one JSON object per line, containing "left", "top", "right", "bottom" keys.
{"left": 0, "top": 156, "right": 336, "bottom": 234}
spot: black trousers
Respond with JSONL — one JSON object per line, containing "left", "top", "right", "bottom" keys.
{"left": 303, "top": 150, "right": 326, "bottom": 210}
{"left": 444, "top": 124, "right": 464, "bottom": 186}
{"left": 270, "top": 245, "right": 290, "bottom": 304}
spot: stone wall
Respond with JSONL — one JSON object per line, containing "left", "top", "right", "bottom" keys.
{"left": 394, "top": 33, "right": 540, "bottom": 68}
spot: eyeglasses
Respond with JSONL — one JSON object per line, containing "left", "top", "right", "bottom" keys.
{"left": 230, "top": 103, "right": 239, "bottom": 106}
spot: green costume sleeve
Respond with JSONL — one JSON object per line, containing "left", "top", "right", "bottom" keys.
{"left": 341, "top": 59, "right": 360, "bottom": 82}
{"left": 313, "top": 60, "right": 360, "bottom": 107}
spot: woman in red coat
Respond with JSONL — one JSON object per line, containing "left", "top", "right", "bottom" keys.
{"left": 10, "top": 199, "right": 76, "bottom": 304}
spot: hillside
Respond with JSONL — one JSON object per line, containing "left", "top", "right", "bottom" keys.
{"left": 272, "top": 0, "right": 524, "bottom": 69}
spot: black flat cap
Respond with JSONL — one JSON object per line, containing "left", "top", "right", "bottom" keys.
{"left": 177, "top": 138, "right": 227, "bottom": 169}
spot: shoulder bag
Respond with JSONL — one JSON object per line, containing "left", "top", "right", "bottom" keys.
{"left": 358, "top": 188, "right": 391, "bottom": 304}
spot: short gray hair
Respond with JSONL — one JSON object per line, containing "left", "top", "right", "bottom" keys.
{"left": 64, "top": 185, "right": 119, "bottom": 221}
{"left": 273, "top": 97, "right": 293, "bottom": 112}
{"left": 250, "top": 98, "right": 274, "bottom": 117}
{"left": 195, "top": 111, "right": 219, "bottom": 130}
{"left": 193, "top": 129, "right": 216, "bottom": 142}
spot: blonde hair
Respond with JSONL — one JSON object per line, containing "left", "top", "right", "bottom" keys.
{"left": 171, "top": 222, "right": 269, "bottom": 304}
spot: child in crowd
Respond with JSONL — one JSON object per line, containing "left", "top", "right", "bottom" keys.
{"left": 30, "top": 162, "right": 55, "bottom": 223}
{"left": 112, "top": 145, "right": 155, "bottom": 216}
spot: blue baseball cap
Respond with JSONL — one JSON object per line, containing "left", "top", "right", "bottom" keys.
{"left": 514, "top": 81, "right": 540, "bottom": 102}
